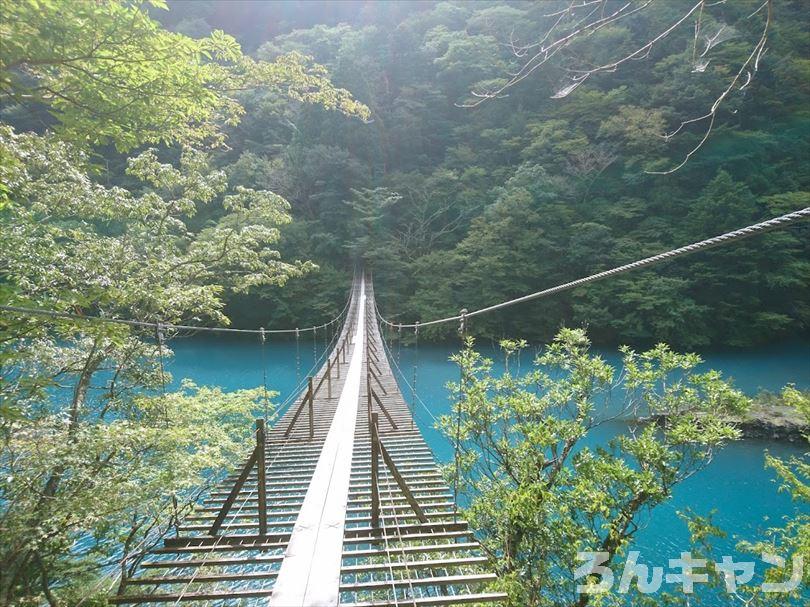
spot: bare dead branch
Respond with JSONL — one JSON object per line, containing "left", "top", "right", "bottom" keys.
{"left": 648, "top": 0, "right": 772, "bottom": 174}
{"left": 463, "top": 0, "right": 773, "bottom": 173}
{"left": 460, "top": 0, "right": 652, "bottom": 107}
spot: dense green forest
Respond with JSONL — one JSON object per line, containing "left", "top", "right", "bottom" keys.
{"left": 148, "top": 0, "right": 810, "bottom": 348}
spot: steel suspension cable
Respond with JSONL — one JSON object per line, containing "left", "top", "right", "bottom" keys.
{"left": 378, "top": 207, "right": 810, "bottom": 329}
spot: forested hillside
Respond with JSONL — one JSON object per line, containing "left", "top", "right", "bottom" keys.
{"left": 160, "top": 0, "right": 810, "bottom": 348}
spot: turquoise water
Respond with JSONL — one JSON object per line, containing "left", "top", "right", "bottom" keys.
{"left": 167, "top": 336, "right": 809, "bottom": 601}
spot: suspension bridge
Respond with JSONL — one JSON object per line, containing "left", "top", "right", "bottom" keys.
{"left": 3, "top": 206, "right": 808, "bottom": 606}
{"left": 108, "top": 276, "right": 507, "bottom": 606}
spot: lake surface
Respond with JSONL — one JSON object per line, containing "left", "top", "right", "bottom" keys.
{"left": 167, "top": 335, "right": 809, "bottom": 602}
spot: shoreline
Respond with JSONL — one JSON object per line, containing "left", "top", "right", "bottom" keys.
{"left": 738, "top": 401, "right": 808, "bottom": 443}
{"left": 645, "top": 402, "right": 807, "bottom": 444}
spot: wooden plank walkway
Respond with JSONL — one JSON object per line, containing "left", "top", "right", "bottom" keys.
{"left": 111, "top": 276, "right": 506, "bottom": 606}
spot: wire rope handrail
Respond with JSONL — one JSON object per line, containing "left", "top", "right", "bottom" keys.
{"left": 378, "top": 207, "right": 810, "bottom": 329}
{"left": 1, "top": 287, "right": 353, "bottom": 335}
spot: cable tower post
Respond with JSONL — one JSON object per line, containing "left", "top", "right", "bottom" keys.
{"left": 260, "top": 327, "right": 270, "bottom": 422}
{"left": 396, "top": 323, "right": 402, "bottom": 368}
{"left": 453, "top": 309, "right": 468, "bottom": 523}
{"left": 154, "top": 321, "right": 168, "bottom": 424}
{"left": 295, "top": 327, "right": 301, "bottom": 384}
{"left": 411, "top": 321, "right": 420, "bottom": 433}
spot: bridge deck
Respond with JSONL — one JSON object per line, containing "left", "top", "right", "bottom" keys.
{"left": 111, "top": 277, "right": 506, "bottom": 606}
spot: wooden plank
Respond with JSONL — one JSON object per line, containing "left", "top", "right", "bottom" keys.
{"left": 342, "top": 555, "right": 489, "bottom": 574}
{"left": 153, "top": 542, "right": 286, "bottom": 554}
{"left": 340, "top": 592, "right": 509, "bottom": 607}
{"left": 370, "top": 388, "right": 398, "bottom": 430}
{"left": 163, "top": 533, "right": 290, "bottom": 548}
{"left": 283, "top": 380, "right": 312, "bottom": 438}
{"left": 342, "top": 542, "right": 481, "bottom": 559}
{"left": 346, "top": 500, "right": 453, "bottom": 513}
{"left": 142, "top": 555, "right": 283, "bottom": 568}
{"left": 327, "top": 356, "right": 332, "bottom": 397}
{"left": 178, "top": 520, "right": 295, "bottom": 532}
{"left": 127, "top": 571, "right": 278, "bottom": 584}
{"left": 110, "top": 589, "right": 274, "bottom": 604}
{"left": 369, "top": 366, "right": 387, "bottom": 394}
{"left": 343, "top": 530, "right": 472, "bottom": 545}
{"left": 340, "top": 572, "right": 497, "bottom": 591}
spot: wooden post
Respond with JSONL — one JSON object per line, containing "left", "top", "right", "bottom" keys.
{"left": 370, "top": 367, "right": 387, "bottom": 395}
{"left": 366, "top": 375, "right": 373, "bottom": 437}
{"left": 341, "top": 339, "right": 346, "bottom": 363}
{"left": 283, "top": 381, "right": 311, "bottom": 439}
{"left": 335, "top": 353, "right": 340, "bottom": 379}
{"left": 209, "top": 449, "right": 259, "bottom": 535}
{"left": 255, "top": 419, "right": 267, "bottom": 536}
{"left": 379, "top": 440, "right": 428, "bottom": 524}
{"left": 371, "top": 388, "right": 398, "bottom": 430}
{"left": 370, "top": 413, "right": 380, "bottom": 529}
{"left": 327, "top": 356, "right": 332, "bottom": 399}
{"left": 308, "top": 376, "right": 314, "bottom": 440}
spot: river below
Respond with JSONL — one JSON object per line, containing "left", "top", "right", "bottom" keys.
{"left": 167, "top": 335, "right": 809, "bottom": 603}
